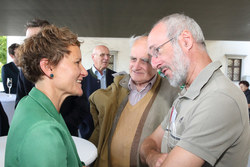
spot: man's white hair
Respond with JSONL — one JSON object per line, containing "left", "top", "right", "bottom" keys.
{"left": 156, "top": 13, "right": 206, "bottom": 46}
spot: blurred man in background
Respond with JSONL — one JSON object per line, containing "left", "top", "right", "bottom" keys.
{"left": 1, "top": 43, "right": 20, "bottom": 94}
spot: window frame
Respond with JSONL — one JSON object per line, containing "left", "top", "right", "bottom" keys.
{"left": 108, "top": 50, "right": 118, "bottom": 70}
{"left": 225, "top": 54, "right": 246, "bottom": 82}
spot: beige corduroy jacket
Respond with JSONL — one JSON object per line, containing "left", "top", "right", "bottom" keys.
{"left": 89, "top": 74, "right": 179, "bottom": 167}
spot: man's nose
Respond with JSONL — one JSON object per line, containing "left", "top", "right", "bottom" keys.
{"left": 104, "top": 54, "right": 110, "bottom": 59}
{"left": 150, "top": 57, "right": 159, "bottom": 69}
{"left": 133, "top": 60, "right": 142, "bottom": 70}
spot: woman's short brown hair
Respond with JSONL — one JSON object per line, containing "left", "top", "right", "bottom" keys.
{"left": 16, "top": 25, "right": 81, "bottom": 83}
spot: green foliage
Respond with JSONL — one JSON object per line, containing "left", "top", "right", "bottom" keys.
{"left": 0, "top": 36, "right": 7, "bottom": 64}
{"left": 0, "top": 36, "right": 7, "bottom": 82}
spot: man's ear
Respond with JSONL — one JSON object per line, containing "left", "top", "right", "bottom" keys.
{"left": 179, "top": 30, "right": 194, "bottom": 50}
{"left": 9, "top": 54, "right": 15, "bottom": 59}
{"left": 91, "top": 53, "right": 96, "bottom": 60}
{"left": 40, "top": 58, "right": 51, "bottom": 77}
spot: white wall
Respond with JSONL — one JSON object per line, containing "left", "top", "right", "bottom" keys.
{"left": 78, "top": 37, "right": 130, "bottom": 73}
{"left": 6, "top": 36, "right": 250, "bottom": 83}
{"left": 7, "top": 36, "right": 131, "bottom": 73}
{"left": 206, "top": 40, "right": 250, "bottom": 83}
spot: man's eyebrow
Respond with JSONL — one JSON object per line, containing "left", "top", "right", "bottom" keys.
{"left": 149, "top": 45, "right": 154, "bottom": 50}
{"left": 140, "top": 58, "right": 150, "bottom": 63}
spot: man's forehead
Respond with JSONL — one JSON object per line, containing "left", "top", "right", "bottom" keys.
{"left": 95, "top": 46, "right": 109, "bottom": 53}
{"left": 130, "top": 53, "right": 149, "bottom": 60}
{"left": 148, "top": 22, "right": 168, "bottom": 47}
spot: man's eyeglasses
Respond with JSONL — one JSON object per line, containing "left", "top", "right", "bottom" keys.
{"left": 99, "top": 53, "right": 111, "bottom": 58}
{"left": 150, "top": 37, "right": 174, "bottom": 58}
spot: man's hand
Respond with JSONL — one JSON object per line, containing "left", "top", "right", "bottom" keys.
{"left": 140, "top": 125, "right": 165, "bottom": 166}
{"left": 146, "top": 152, "right": 168, "bottom": 167}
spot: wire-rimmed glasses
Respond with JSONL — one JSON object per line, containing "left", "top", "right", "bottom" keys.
{"left": 150, "top": 37, "right": 174, "bottom": 58}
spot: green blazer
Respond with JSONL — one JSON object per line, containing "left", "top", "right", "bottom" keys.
{"left": 5, "top": 88, "right": 83, "bottom": 167}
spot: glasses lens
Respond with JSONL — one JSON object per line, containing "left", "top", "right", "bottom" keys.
{"left": 152, "top": 48, "right": 158, "bottom": 58}
{"left": 100, "top": 53, "right": 111, "bottom": 57}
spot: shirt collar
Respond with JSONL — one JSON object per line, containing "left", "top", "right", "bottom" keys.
{"left": 92, "top": 65, "right": 106, "bottom": 76}
{"left": 181, "top": 61, "right": 222, "bottom": 100}
{"left": 128, "top": 74, "right": 157, "bottom": 92}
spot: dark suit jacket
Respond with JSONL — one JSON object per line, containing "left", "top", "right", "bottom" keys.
{"left": 1, "top": 62, "right": 19, "bottom": 94}
{"left": 82, "top": 68, "right": 116, "bottom": 98}
{"left": 0, "top": 102, "right": 9, "bottom": 136}
{"left": 15, "top": 70, "right": 34, "bottom": 106}
{"left": 79, "top": 68, "right": 116, "bottom": 139}
{"left": 244, "top": 89, "right": 250, "bottom": 116}
{"left": 15, "top": 70, "right": 89, "bottom": 136}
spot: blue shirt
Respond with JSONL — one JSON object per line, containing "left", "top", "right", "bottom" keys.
{"left": 92, "top": 66, "right": 107, "bottom": 89}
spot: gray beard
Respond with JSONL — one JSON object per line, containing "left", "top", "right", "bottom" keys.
{"left": 168, "top": 43, "right": 189, "bottom": 88}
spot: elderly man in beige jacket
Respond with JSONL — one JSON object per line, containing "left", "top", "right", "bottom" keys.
{"left": 89, "top": 35, "right": 179, "bottom": 167}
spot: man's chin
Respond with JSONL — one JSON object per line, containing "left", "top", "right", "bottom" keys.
{"left": 131, "top": 75, "right": 142, "bottom": 81}
{"left": 102, "top": 63, "right": 108, "bottom": 66}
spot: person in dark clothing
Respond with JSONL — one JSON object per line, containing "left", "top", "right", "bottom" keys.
{"left": 0, "top": 102, "right": 9, "bottom": 136}
{"left": 15, "top": 19, "right": 50, "bottom": 106}
{"left": 60, "top": 94, "right": 89, "bottom": 136}
{"left": 1, "top": 43, "right": 20, "bottom": 94}
{"left": 79, "top": 45, "right": 116, "bottom": 139}
{"left": 239, "top": 80, "right": 250, "bottom": 118}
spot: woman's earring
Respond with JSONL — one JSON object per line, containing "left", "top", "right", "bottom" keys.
{"left": 50, "top": 74, "right": 54, "bottom": 78}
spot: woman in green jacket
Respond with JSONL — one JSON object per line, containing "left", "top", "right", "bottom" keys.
{"left": 5, "top": 25, "right": 87, "bottom": 167}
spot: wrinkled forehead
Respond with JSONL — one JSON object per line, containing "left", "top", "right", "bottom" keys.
{"left": 148, "top": 22, "right": 168, "bottom": 49}
{"left": 94, "top": 46, "right": 110, "bottom": 55}
{"left": 131, "top": 37, "right": 149, "bottom": 59}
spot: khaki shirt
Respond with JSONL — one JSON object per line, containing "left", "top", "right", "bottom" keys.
{"left": 161, "top": 61, "right": 250, "bottom": 167}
